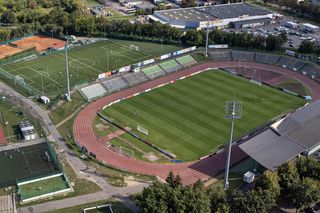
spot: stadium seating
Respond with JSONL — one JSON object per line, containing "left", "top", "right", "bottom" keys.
{"left": 291, "top": 60, "right": 307, "bottom": 72}
{"left": 254, "top": 52, "right": 269, "bottom": 64}
{"left": 159, "top": 59, "right": 182, "bottom": 73}
{"left": 301, "top": 64, "right": 320, "bottom": 80}
{"left": 231, "top": 50, "right": 255, "bottom": 61}
{"left": 175, "top": 55, "right": 197, "bottom": 67}
{"left": 122, "top": 71, "right": 148, "bottom": 86}
{"left": 277, "top": 56, "right": 297, "bottom": 69}
{"left": 264, "top": 54, "right": 280, "bottom": 65}
{"left": 209, "top": 51, "right": 232, "bottom": 61}
{"left": 102, "top": 76, "right": 129, "bottom": 94}
{"left": 142, "top": 65, "right": 166, "bottom": 79}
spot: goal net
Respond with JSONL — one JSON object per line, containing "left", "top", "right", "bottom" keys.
{"left": 129, "top": 45, "right": 139, "bottom": 52}
{"left": 14, "top": 75, "right": 25, "bottom": 85}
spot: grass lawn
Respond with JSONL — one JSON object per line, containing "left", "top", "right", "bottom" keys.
{"left": 45, "top": 198, "right": 132, "bottom": 213}
{"left": 0, "top": 39, "right": 182, "bottom": 98}
{"left": 0, "top": 96, "right": 43, "bottom": 142}
{"left": 88, "top": 160, "right": 157, "bottom": 187}
{"left": 191, "top": 52, "right": 210, "bottom": 62}
{"left": 274, "top": 78, "right": 312, "bottom": 96}
{"left": 50, "top": 91, "right": 87, "bottom": 125}
{"left": 81, "top": 0, "right": 102, "bottom": 7}
{"left": 210, "top": 173, "right": 243, "bottom": 190}
{"left": 102, "top": 69, "right": 306, "bottom": 161}
{"left": 19, "top": 175, "right": 70, "bottom": 200}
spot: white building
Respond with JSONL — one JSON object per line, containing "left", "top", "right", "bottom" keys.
{"left": 19, "top": 121, "right": 37, "bottom": 141}
{"left": 149, "top": 3, "right": 274, "bottom": 29}
{"left": 302, "top": 23, "right": 319, "bottom": 33}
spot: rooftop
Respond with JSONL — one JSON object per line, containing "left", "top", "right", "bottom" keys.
{"left": 240, "top": 100, "right": 320, "bottom": 171}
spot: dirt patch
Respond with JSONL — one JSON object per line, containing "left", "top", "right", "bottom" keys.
{"left": 95, "top": 123, "right": 110, "bottom": 132}
{"left": 124, "top": 176, "right": 144, "bottom": 187}
{"left": 143, "top": 152, "right": 159, "bottom": 162}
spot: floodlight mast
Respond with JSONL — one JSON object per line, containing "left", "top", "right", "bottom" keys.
{"left": 205, "top": 21, "right": 210, "bottom": 57}
{"left": 65, "top": 39, "right": 71, "bottom": 101}
{"left": 224, "top": 101, "right": 242, "bottom": 190}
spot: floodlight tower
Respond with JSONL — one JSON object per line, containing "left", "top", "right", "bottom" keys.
{"left": 224, "top": 100, "right": 242, "bottom": 189}
{"left": 65, "top": 38, "right": 71, "bottom": 101}
{"left": 205, "top": 20, "right": 210, "bottom": 57}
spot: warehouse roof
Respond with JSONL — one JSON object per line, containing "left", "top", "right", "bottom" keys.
{"left": 240, "top": 100, "right": 320, "bottom": 171}
{"left": 153, "top": 3, "right": 272, "bottom": 23}
{"left": 156, "top": 8, "right": 213, "bottom": 22}
{"left": 198, "top": 3, "right": 270, "bottom": 19}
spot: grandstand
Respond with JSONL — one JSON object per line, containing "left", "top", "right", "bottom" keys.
{"left": 264, "top": 54, "right": 280, "bottom": 65}
{"left": 254, "top": 52, "right": 269, "bottom": 64}
{"left": 142, "top": 65, "right": 166, "bottom": 79}
{"left": 159, "top": 59, "right": 182, "bottom": 73}
{"left": 80, "top": 83, "right": 107, "bottom": 101}
{"left": 102, "top": 76, "right": 129, "bottom": 93}
{"left": 292, "top": 60, "right": 307, "bottom": 72}
{"left": 176, "top": 55, "right": 197, "bottom": 67}
{"left": 122, "top": 72, "right": 148, "bottom": 86}
{"left": 209, "top": 51, "right": 232, "bottom": 61}
{"left": 231, "top": 50, "right": 255, "bottom": 61}
{"left": 277, "top": 56, "right": 297, "bottom": 69}
{"left": 301, "top": 64, "right": 320, "bottom": 80}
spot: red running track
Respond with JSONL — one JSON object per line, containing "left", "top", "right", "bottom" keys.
{"left": 73, "top": 61, "right": 320, "bottom": 184}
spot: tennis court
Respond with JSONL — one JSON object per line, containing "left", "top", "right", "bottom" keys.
{"left": 0, "top": 142, "right": 60, "bottom": 186}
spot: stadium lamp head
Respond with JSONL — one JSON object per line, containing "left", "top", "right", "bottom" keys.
{"left": 224, "top": 101, "right": 242, "bottom": 119}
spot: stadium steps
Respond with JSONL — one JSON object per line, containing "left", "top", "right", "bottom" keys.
{"left": 179, "top": 144, "right": 248, "bottom": 185}
{"left": 296, "top": 62, "right": 308, "bottom": 72}
{"left": 120, "top": 74, "right": 130, "bottom": 86}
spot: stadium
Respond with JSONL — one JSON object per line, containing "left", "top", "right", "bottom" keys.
{"left": 149, "top": 3, "right": 274, "bottom": 29}
{"left": 74, "top": 49, "right": 320, "bottom": 185}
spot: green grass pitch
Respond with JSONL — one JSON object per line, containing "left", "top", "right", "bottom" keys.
{"left": 101, "top": 70, "right": 306, "bottom": 161}
{"left": 0, "top": 39, "right": 181, "bottom": 98}
{"left": 19, "top": 175, "right": 70, "bottom": 200}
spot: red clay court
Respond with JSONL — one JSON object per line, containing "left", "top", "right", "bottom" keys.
{"left": 0, "top": 35, "right": 66, "bottom": 59}
{"left": 73, "top": 61, "right": 320, "bottom": 185}
{"left": 0, "top": 127, "right": 8, "bottom": 145}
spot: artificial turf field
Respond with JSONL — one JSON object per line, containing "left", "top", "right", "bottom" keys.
{"left": 0, "top": 39, "right": 181, "bottom": 98}
{"left": 19, "top": 175, "right": 70, "bottom": 200}
{"left": 102, "top": 70, "right": 306, "bottom": 161}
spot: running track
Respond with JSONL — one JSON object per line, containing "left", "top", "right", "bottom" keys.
{"left": 73, "top": 61, "right": 320, "bottom": 185}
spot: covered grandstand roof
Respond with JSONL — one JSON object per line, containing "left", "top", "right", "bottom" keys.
{"left": 240, "top": 100, "right": 320, "bottom": 171}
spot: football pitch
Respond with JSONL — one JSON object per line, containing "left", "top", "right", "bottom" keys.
{"left": 0, "top": 39, "right": 181, "bottom": 98}
{"left": 102, "top": 70, "right": 306, "bottom": 161}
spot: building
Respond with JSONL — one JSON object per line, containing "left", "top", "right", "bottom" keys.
{"left": 149, "top": 3, "right": 274, "bottom": 29}
{"left": 19, "top": 121, "right": 37, "bottom": 141}
{"left": 302, "top": 23, "right": 319, "bottom": 33}
{"left": 285, "top": 21, "right": 299, "bottom": 29}
{"left": 135, "top": 2, "right": 156, "bottom": 10}
{"left": 310, "top": 0, "right": 320, "bottom": 6}
{"left": 121, "top": 0, "right": 143, "bottom": 8}
{"left": 240, "top": 100, "right": 320, "bottom": 171}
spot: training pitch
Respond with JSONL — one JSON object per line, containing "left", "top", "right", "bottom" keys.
{"left": 0, "top": 39, "right": 181, "bottom": 98}
{"left": 102, "top": 70, "right": 306, "bottom": 161}
{"left": 0, "top": 143, "right": 60, "bottom": 186}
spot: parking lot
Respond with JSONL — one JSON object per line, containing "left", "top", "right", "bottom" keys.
{"left": 223, "top": 16, "right": 320, "bottom": 50}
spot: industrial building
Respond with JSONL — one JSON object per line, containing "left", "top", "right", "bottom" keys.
{"left": 149, "top": 3, "right": 274, "bottom": 29}
{"left": 19, "top": 121, "right": 37, "bottom": 141}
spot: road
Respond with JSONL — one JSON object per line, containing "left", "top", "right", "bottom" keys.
{"left": 0, "top": 81, "right": 146, "bottom": 213}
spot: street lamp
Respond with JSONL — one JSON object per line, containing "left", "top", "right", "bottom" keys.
{"left": 224, "top": 100, "right": 242, "bottom": 190}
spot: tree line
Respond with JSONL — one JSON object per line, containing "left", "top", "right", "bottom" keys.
{"left": 136, "top": 157, "right": 320, "bottom": 213}
{"left": 263, "top": 0, "right": 320, "bottom": 21}
{"left": 0, "top": 0, "right": 286, "bottom": 52}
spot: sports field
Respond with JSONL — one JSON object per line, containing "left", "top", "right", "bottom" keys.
{"left": 102, "top": 70, "right": 306, "bottom": 161}
{"left": 0, "top": 143, "right": 60, "bottom": 186}
{"left": 19, "top": 175, "right": 70, "bottom": 200}
{"left": 0, "top": 39, "right": 181, "bottom": 98}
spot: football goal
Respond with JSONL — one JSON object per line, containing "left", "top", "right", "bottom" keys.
{"left": 129, "top": 45, "right": 139, "bottom": 52}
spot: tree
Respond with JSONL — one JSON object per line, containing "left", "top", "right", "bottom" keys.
{"left": 288, "top": 177, "right": 320, "bottom": 211}
{"left": 181, "top": 29, "right": 204, "bottom": 46}
{"left": 277, "top": 161, "right": 300, "bottom": 192}
{"left": 298, "top": 40, "right": 316, "bottom": 54}
{"left": 166, "top": 171, "right": 182, "bottom": 188}
{"left": 181, "top": 0, "right": 196, "bottom": 8}
{"left": 297, "top": 158, "right": 320, "bottom": 180}
{"left": 230, "top": 188, "right": 278, "bottom": 213}
{"left": 136, "top": 181, "right": 169, "bottom": 213}
{"left": 266, "top": 35, "right": 283, "bottom": 51}
{"left": 207, "top": 186, "right": 229, "bottom": 213}
{"left": 1, "top": 10, "right": 17, "bottom": 25}
{"left": 182, "top": 181, "right": 211, "bottom": 213}
{"left": 255, "top": 170, "right": 280, "bottom": 198}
